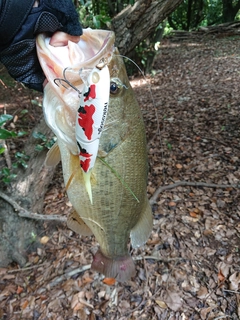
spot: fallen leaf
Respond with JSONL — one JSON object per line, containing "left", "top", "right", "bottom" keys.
{"left": 40, "top": 236, "right": 50, "bottom": 244}
{"left": 176, "top": 163, "right": 182, "bottom": 169}
{"left": 169, "top": 201, "right": 176, "bottom": 207}
{"left": 16, "top": 286, "right": 23, "bottom": 294}
{"left": 103, "top": 277, "right": 116, "bottom": 285}
{"left": 229, "top": 272, "right": 240, "bottom": 291}
{"left": 218, "top": 269, "right": 225, "bottom": 283}
{"left": 165, "top": 291, "right": 182, "bottom": 311}
{"left": 197, "top": 286, "right": 208, "bottom": 299}
{"left": 155, "top": 299, "right": 167, "bottom": 309}
{"left": 21, "top": 300, "right": 29, "bottom": 310}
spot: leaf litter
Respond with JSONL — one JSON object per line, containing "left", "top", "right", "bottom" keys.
{"left": 0, "top": 35, "right": 240, "bottom": 319}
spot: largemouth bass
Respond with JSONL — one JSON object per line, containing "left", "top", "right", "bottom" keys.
{"left": 36, "top": 29, "right": 152, "bottom": 281}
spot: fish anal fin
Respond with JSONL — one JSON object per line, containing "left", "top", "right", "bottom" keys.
{"left": 45, "top": 142, "right": 61, "bottom": 167}
{"left": 67, "top": 210, "right": 93, "bottom": 236}
{"left": 130, "top": 197, "right": 153, "bottom": 248}
{"left": 91, "top": 250, "right": 136, "bottom": 282}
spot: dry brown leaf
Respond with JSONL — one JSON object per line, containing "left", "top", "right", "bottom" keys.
{"left": 218, "top": 269, "right": 226, "bottom": 283}
{"left": 229, "top": 272, "right": 240, "bottom": 291}
{"left": 103, "top": 277, "right": 116, "bottom": 285}
{"left": 176, "top": 163, "right": 183, "bottom": 169}
{"left": 165, "top": 291, "right": 182, "bottom": 311}
{"left": 40, "top": 236, "right": 50, "bottom": 244}
{"left": 21, "top": 300, "right": 29, "bottom": 310}
{"left": 155, "top": 299, "right": 167, "bottom": 309}
{"left": 169, "top": 201, "right": 176, "bottom": 207}
{"left": 197, "top": 286, "right": 208, "bottom": 299}
{"left": 16, "top": 286, "right": 23, "bottom": 295}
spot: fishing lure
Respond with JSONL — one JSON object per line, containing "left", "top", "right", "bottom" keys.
{"left": 76, "top": 65, "right": 110, "bottom": 203}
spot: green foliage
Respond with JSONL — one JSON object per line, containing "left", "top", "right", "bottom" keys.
{"left": 32, "top": 131, "right": 56, "bottom": 152}
{"left": 77, "top": 1, "right": 111, "bottom": 29}
{"left": 168, "top": 0, "right": 240, "bottom": 31}
{"left": 0, "top": 114, "right": 27, "bottom": 153}
{"left": 0, "top": 152, "right": 30, "bottom": 184}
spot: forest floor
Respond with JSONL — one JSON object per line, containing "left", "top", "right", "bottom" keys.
{"left": 0, "top": 35, "right": 240, "bottom": 320}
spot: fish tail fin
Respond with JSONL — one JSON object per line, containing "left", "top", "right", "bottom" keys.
{"left": 91, "top": 250, "right": 136, "bottom": 282}
{"left": 130, "top": 197, "right": 153, "bottom": 248}
{"left": 82, "top": 170, "right": 93, "bottom": 204}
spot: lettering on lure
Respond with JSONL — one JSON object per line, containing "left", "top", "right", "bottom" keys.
{"left": 98, "top": 102, "right": 108, "bottom": 135}
{"left": 77, "top": 104, "right": 95, "bottom": 140}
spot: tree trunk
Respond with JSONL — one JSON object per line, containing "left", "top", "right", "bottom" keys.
{"left": 0, "top": 117, "right": 56, "bottom": 267}
{"left": 222, "top": 0, "right": 240, "bottom": 22}
{"left": 111, "top": 0, "right": 183, "bottom": 55}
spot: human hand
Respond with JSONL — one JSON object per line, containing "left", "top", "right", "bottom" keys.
{"left": 0, "top": 0, "right": 82, "bottom": 91}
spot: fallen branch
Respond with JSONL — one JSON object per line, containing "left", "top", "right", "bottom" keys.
{"left": 149, "top": 181, "right": 240, "bottom": 205}
{"left": 45, "top": 264, "right": 91, "bottom": 291}
{"left": 0, "top": 191, "right": 67, "bottom": 222}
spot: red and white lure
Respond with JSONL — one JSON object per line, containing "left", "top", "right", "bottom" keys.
{"left": 76, "top": 65, "right": 110, "bottom": 203}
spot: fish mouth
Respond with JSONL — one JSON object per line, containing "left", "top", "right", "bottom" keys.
{"left": 36, "top": 28, "right": 115, "bottom": 91}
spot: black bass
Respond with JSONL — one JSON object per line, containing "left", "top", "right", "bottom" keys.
{"left": 36, "top": 29, "right": 152, "bottom": 281}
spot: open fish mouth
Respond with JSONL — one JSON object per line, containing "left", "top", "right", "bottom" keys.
{"left": 37, "top": 29, "right": 115, "bottom": 93}
{"left": 37, "top": 29, "right": 115, "bottom": 202}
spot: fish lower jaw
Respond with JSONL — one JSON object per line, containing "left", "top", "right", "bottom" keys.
{"left": 91, "top": 249, "right": 136, "bottom": 282}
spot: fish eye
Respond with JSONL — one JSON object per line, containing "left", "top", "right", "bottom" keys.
{"left": 110, "top": 81, "right": 119, "bottom": 94}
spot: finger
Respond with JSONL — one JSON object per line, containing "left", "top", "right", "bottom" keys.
{"left": 49, "top": 31, "right": 81, "bottom": 47}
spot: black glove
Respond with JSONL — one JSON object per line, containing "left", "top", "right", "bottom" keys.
{"left": 0, "top": 0, "right": 82, "bottom": 91}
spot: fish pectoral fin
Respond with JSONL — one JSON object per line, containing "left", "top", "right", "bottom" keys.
{"left": 45, "top": 142, "right": 61, "bottom": 167}
{"left": 91, "top": 250, "right": 136, "bottom": 282}
{"left": 67, "top": 210, "right": 93, "bottom": 236}
{"left": 130, "top": 197, "right": 153, "bottom": 248}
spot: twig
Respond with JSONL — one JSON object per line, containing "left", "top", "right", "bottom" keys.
{"left": 8, "top": 262, "right": 48, "bottom": 273}
{"left": 223, "top": 289, "right": 240, "bottom": 294}
{"left": 149, "top": 181, "right": 240, "bottom": 204}
{"left": 0, "top": 191, "right": 67, "bottom": 222}
{"left": 45, "top": 264, "right": 91, "bottom": 291}
{"left": 134, "top": 255, "right": 184, "bottom": 262}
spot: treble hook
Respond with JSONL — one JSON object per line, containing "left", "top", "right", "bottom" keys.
{"left": 54, "top": 67, "right": 82, "bottom": 96}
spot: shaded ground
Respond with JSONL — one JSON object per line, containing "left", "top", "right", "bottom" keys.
{"left": 0, "top": 36, "right": 240, "bottom": 319}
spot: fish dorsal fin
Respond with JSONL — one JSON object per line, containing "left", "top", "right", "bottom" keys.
{"left": 130, "top": 197, "right": 153, "bottom": 248}
{"left": 67, "top": 210, "right": 93, "bottom": 236}
{"left": 45, "top": 142, "right": 61, "bottom": 167}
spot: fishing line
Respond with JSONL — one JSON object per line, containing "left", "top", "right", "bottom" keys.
{"left": 98, "top": 156, "right": 140, "bottom": 203}
{"left": 115, "top": 54, "right": 166, "bottom": 181}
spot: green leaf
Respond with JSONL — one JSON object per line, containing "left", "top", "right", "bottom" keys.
{"left": 31, "top": 99, "right": 42, "bottom": 107}
{"left": 0, "top": 128, "right": 17, "bottom": 139}
{"left": 32, "top": 131, "right": 47, "bottom": 142}
{"left": 0, "top": 146, "right": 5, "bottom": 154}
{"left": 35, "top": 144, "right": 44, "bottom": 152}
{"left": 21, "top": 109, "right": 29, "bottom": 115}
{"left": 17, "top": 131, "right": 28, "bottom": 137}
{"left": 0, "top": 114, "right": 13, "bottom": 126}
{"left": 2, "top": 167, "right": 10, "bottom": 176}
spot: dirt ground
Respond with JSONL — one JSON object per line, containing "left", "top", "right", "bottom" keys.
{"left": 0, "top": 35, "right": 240, "bottom": 319}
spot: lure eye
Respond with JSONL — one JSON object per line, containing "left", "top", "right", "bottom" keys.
{"left": 110, "top": 81, "right": 119, "bottom": 94}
